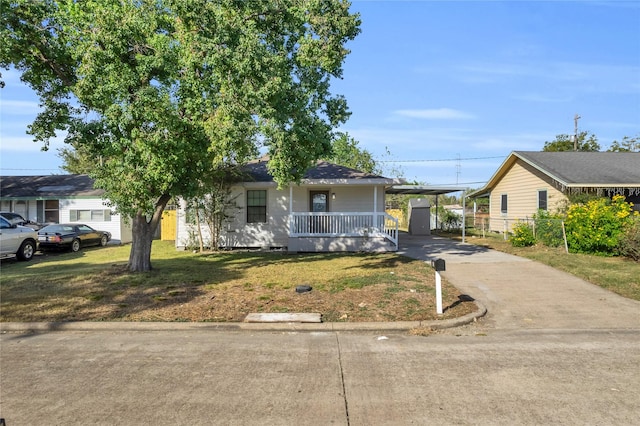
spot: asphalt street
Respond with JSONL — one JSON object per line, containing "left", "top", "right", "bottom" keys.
{"left": 1, "top": 328, "right": 639, "bottom": 425}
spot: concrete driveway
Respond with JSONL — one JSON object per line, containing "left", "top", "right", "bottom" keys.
{"left": 398, "top": 233, "right": 640, "bottom": 330}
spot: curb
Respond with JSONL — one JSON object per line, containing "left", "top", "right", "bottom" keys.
{"left": 0, "top": 301, "right": 486, "bottom": 334}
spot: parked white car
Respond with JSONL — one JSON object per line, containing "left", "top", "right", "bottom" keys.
{"left": 0, "top": 216, "right": 38, "bottom": 261}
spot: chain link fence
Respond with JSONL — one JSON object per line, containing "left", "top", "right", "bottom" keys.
{"left": 467, "top": 215, "right": 569, "bottom": 253}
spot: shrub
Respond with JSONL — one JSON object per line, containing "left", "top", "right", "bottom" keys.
{"left": 510, "top": 222, "right": 535, "bottom": 247}
{"left": 565, "top": 195, "right": 635, "bottom": 256}
{"left": 533, "top": 209, "right": 565, "bottom": 247}
{"left": 619, "top": 216, "right": 640, "bottom": 262}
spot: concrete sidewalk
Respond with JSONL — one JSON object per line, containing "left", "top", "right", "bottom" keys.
{"left": 398, "top": 234, "right": 640, "bottom": 330}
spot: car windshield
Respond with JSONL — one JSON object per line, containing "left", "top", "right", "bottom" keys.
{"left": 41, "top": 225, "right": 75, "bottom": 233}
{"left": 1, "top": 212, "right": 25, "bottom": 224}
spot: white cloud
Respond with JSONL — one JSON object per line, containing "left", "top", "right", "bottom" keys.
{"left": 0, "top": 134, "right": 66, "bottom": 152}
{"left": 0, "top": 100, "right": 42, "bottom": 115}
{"left": 512, "top": 93, "right": 572, "bottom": 103}
{"left": 458, "top": 61, "right": 640, "bottom": 94}
{"left": 394, "top": 108, "right": 476, "bottom": 120}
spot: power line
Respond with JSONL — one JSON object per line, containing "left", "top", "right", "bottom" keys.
{"left": 379, "top": 155, "right": 503, "bottom": 163}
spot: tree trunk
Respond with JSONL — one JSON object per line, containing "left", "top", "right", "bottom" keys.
{"left": 128, "top": 194, "right": 171, "bottom": 272}
{"left": 195, "top": 206, "right": 204, "bottom": 253}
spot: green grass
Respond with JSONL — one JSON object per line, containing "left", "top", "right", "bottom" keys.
{"left": 456, "top": 230, "right": 640, "bottom": 301}
{"left": 0, "top": 240, "right": 474, "bottom": 323}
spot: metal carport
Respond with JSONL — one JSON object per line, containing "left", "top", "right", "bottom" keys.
{"left": 386, "top": 185, "right": 468, "bottom": 242}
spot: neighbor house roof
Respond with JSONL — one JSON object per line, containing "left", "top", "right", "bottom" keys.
{"left": 469, "top": 151, "right": 640, "bottom": 197}
{"left": 0, "top": 174, "right": 105, "bottom": 199}
{"left": 242, "top": 158, "right": 399, "bottom": 185}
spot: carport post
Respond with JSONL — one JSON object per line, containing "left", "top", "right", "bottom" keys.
{"left": 431, "top": 259, "right": 446, "bottom": 315}
{"left": 462, "top": 190, "right": 466, "bottom": 243}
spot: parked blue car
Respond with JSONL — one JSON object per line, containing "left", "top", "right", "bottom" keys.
{"left": 38, "top": 224, "right": 111, "bottom": 252}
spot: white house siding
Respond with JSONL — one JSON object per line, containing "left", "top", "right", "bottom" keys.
{"left": 175, "top": 183, "right": 388, "bottom": 250}
{"left": 2, "top": 197, "right": 130, "bottom": 243}
{"left": 59, "top": 198, "right": 131, "bottom": 243}
{"left": 289, "top": 185, "right": 384, "bottom": 213}
{"left": 222, "top": 185, "right": 290, "bottom": 248}
{"left": 489, "top": 159, "right": 566, "bottom": 233}
{"left": 1, "top": 200, "right": 37, "bottom": 222}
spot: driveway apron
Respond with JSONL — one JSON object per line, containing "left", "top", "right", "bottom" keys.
{"left": 398, "top": 234, "right": 640, "bottom": 330}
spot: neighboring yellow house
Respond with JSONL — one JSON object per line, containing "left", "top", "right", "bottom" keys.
{"left": 468, "top": 151, "right": 640, "bottom": 233}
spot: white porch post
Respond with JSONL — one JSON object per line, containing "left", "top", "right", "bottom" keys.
{"left": 373, "top": 186, "right": 378, "bottom": 214}
{"left": 289, "top": 185, "right": 293, "bottom": 236}
{"left": 373, "top": 186, "right": 378, "bottom": 228}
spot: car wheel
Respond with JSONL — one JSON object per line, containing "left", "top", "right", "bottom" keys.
{"left": 100, "top": 235, "right": 108, "bottom": 247}
{"left": 16, "top": 240, "right": 36, "bottom": 261}
{"left": 71, "top": 239, "right": 81, "bottom": 252}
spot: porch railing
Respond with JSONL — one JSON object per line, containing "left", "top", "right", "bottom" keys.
{"left": 290, "top": 212, "right": 399, "bottom": 247}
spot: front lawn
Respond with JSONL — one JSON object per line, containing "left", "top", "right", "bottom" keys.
{"left": 0, "top": 241, "right": 475, "bottom": 322}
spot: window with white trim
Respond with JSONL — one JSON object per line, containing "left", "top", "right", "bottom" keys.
{"left": 538, "top": 190, "right": 548, "bottom": 211}
{"left": 69, "top": 209, "right": 112, "bottom": 222}
{"left": 501, "top": 194, "right": 508, "bottom": 214}
{"left": 246, "top": 190, "right": 267, "bottom": 223}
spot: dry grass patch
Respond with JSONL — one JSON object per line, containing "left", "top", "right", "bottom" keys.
{"left": 0, "top": 241, "right": 476, "bottom": 322}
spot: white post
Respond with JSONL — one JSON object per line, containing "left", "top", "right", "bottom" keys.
{"left": 289, "top": 185, "right": 293, "bottom": 236}
{"left": 462, "top": 190, "right": 466, "bottom": 243}
{"left": 435, "top": 271, "right": 443, "bottom": 315}
{"left": 373, "top": 186, "right": 378, "bottom": 229}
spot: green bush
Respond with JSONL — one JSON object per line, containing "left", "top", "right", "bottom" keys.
{"left": 510, "top": 222, "right": 535, "bottom": 247}
{"left": 619, "top": 216, "right": 640, "bottom": 261}
{"left": 565, "top": 195, "right": 635, "bottom": 256}
{"left": 533, "top": 209, "right": 565, "bottom": 247}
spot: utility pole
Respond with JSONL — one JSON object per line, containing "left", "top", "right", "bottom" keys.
{"left": 574, "top": 114, "right": 581, "bottom": 151}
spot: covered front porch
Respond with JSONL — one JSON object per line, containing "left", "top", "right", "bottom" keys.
{"left": 284, "top": 184, "right": 468, "bottom": 253}
{"left": 288, "top": 212, "right": 399, "bottom": 252}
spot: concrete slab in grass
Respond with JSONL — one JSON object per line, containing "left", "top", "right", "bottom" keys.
{"left": 244, "top": 313, "right": 322, "bottom": 323}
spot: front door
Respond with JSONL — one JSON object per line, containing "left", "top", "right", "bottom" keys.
{"left": 310, "top": 191, "right": 329, "bottom": 213}
{"left": 310, "top": 191, "right": 329, "bottom": 233}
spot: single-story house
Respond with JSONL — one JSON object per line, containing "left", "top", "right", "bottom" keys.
{"left": 0, "top": 174, "right": 132, "bottom": 244}
{"left": 176, "top": 159, "right": 403, "bottom": 252}
{"left": 468, "top": 151, "right": 640, "bottom": 233}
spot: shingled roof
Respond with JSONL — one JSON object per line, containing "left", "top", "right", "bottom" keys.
{"left": 241, "top": 158, "right": 394, "bottom": 184}
{"left": 514, "top": 151, "right": 640, "bottom": 186}
{"left": 0, "top": 174, "right": 104, "bottom": 199}
{"left": 469, "top": 151, "right": 640, "bottom": 198}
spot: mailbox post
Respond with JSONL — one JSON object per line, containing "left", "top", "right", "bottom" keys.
{"left": 431, "top": 258, "right": 446, "bottom": 315}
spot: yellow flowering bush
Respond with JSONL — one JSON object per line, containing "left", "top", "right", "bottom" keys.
{"left": 510, "top": 221, "right": 535, "bottom": 247}
{"left": 565, "top": 195, "right": 636, "bottom": 255}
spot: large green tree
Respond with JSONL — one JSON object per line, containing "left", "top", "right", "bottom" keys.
{"left": 543, "top": 131, "right": 601, "bottom": 152}
{"left": 326, "top": 132, "right": 378, "bottom": 174}
{"left": 1, "top": 0, "right": 360, "bottom": 271}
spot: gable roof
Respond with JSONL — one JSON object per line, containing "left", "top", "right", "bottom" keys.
{"left": 470, "top": 151, "right": 640, "bottom": 197}
{"left": 242, "top": 158, "right": 398, "bottom": 185}
{"left": 0, "top": 174, "right": 105, "bottom": 199}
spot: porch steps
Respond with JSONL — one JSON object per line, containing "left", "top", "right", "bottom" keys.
{"left": 244, "top": 313, "right": 322, "bottom": 323}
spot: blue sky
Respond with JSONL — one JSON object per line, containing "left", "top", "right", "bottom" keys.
{"left": 1, "top": 0, "right": 639, "bottom": 189}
